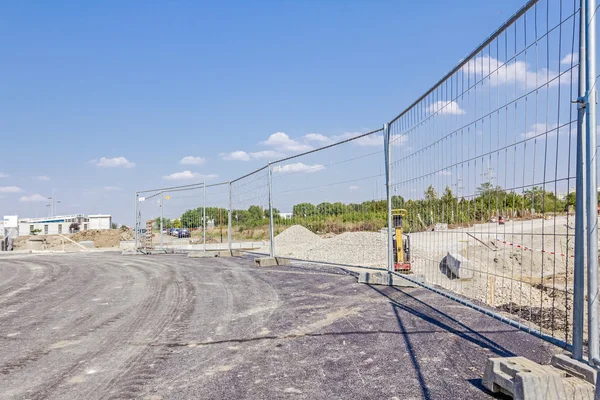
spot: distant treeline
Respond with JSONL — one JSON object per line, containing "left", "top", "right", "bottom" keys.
{"left": 154, "top": 183, "right": 578, "bottom": 233}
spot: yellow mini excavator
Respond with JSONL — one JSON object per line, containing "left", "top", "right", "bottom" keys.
{"left": 392, "top": 209, "right": 411, "bottom": 272}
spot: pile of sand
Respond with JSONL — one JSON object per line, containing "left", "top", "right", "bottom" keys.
{"left": 71, "top": 229, "right": 134, "bottom": 248}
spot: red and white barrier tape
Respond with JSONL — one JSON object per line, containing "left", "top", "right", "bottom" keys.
{"left": 495, "top": 238, "right": 574, "bottom": 258}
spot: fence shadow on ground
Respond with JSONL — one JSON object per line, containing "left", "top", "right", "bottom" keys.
{"left": 366, "top": 284, "right": 519, "bottom": 400}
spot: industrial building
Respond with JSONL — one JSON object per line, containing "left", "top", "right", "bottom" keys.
{"left": 18, "top": 214, "right": 112, "bottom": 236}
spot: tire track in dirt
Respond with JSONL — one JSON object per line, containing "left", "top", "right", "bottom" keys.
{"left": 26, "top": 258, "right": 167, "bottom": 400}
{"left": 0, "top": 257, "right": 139, "bottom": 380}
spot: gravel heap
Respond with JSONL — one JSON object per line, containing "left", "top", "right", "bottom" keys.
{"left": 306, "top": 232, "right": 387, "bottom": 268}
{"left": 274, "top": 225, "right": 322, "bottom": 248}
{"left": 71, "top": 229, "right": 134, "bottom": 248}
{"left": 266, "top": 225, "right": 387, "bottom": 268}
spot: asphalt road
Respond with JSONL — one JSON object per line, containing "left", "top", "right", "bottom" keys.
{"left": 0, "top": 252, "right": 560, "bottom": 399}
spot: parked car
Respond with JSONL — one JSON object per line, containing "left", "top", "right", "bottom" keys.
{"left": 178, "top": 229, "right": 190, "bottom": 238}
{"left": 170, "top": 228, "right": 179, "bottom": 236}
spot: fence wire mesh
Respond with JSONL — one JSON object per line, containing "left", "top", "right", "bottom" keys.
{"left": 204, "top": 182, "right": 230, "bottom": 245}
{"left": 388, "top": 0, "right": 580, "bottom": 346}
{"left": 136, "top": 183, "right": 209, "bottom": 251}
{"left": 230, "top": 167, "right": 270, "bottom": 252}
{"left": 132, "top": 0, "right": 599, "bottom": 354}
{"left": 160, "top": 185, "right": 205, "bottom": 248}
{"left": 271, "top": 129, "right": 387, "bottom": 268}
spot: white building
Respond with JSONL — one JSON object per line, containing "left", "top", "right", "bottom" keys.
{"left": 278, "top": 212, "right": 293, "bottom": 220}
{"left": 88, "top": 214, "right": 112, "bottom": 230}
{"left": 18, "top": 214, "right": 112, "bottom": 236}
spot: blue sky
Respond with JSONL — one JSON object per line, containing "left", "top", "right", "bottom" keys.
{"left": 0, "top": 0, "right": 563, "bottom": 225}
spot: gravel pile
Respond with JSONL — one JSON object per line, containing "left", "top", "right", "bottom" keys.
{"left": 267, "top": 226, "right": 387, "bottom": 267}
{"left": 306, "top": 232, "right": 387, "bottom": 268}
{"left": 274, "top": 225, "right": 322, "bottom": 248}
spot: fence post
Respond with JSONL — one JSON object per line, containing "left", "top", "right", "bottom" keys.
{"left": 203, "top": 183, "right": 206, "bottom": 252}
{"left": 134, "top": 192, "right": 139, "bottom": 249}
{"left": 573, "top": 2, "right": 587, "bottom": 361}
{"left": 268, "top": 163, "right": 275, "bottom": 257}
{"left": 228, "top": 181, "right": 232, "bottom": 252}
{"left": 584, "top": 0, "right": 599, "bottom": 365}
{"left": 384, "top": 123, "right": 393, "bottom": 274}
{"left": 160, "top": 191, "right": 163, "bottom": 248}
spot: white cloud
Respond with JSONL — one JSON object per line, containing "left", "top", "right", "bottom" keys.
{"left": 0, "top": 173, "right": 9, "bottom": 178}
{"left": 262, "top": 132, "right": 312, "bottom": 152}
{"left": 221, "top": 151, "right": 251, "bottom": 161}
{"left": 249, "top": 150, "right": 285, "bottom": 160}
{"left": 390, "top": 134, "right": 409, "bottom": 146}
{"left": 426, "top": 100, "right": 466, "bottom": 115}
{"left": 332, "top": 132, "right": 385, "bottom": 147}
{"left": 103, "top": 186, "right": 121, "bottom": 191}
{"left": 221, "top": 150, "right": 284, "bottom": 161}
{"left": 93, "top": 157, "right": 135, "bottom": 168}
{"left": 163, "top": 170, "right": 218, "bottom": 181}
{"left": 521, "top": 123, "right": 560, "bottom": 139}
{"left": 180, "top": 156, "right": 206, "bottom": 165}
{"left": 561, "top": 53, "right": 577, "bottom": 65}
{"left": 349, "top": 185, "right": 360, "bottom": 191}
{"left": 274, "top": 162, "right": 325, "bottom": 174}
{"left": 465, "top": 55, "right": 559, "bottom": 88}
{"left": 19, "top": 193, "right": 47, "bottom": 202}
{"left": 304, "top": 133, "right": 333, "bottom": 145}
{"left": 0, "top": 186, "right": 23, "bottom": 193}
{"left": 36, "top": 176, "right": 50, "bottom": 181}
{"left": 436, "top": 170, "right": 452, "bottom": 176}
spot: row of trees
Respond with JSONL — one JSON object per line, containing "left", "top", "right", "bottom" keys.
{"left": 158, "top": 184, "right": 579, "bottom": 233}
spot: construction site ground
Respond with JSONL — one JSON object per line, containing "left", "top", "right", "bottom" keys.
{"left": 0, "top": 252, "right": 561, "bottom": 399}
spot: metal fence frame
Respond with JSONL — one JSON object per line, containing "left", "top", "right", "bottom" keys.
{"left": 133, "top": 0, "right": 597, "bottom": 363}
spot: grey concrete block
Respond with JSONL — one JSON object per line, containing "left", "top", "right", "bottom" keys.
{"left": 78, "top": 241, "right": 95, "bottom": 249}
{"left": 358, "top": 271, "right": 424, "bottom": 287}
{"left": 445, "top": 252, "right": 473, "bottom": 279}
{"left": 119, "top": 241, "right": 135, "bottom": 251}
{"left": 483, "top": 356, "right": 594, "bottom": 400}
{"left": 254, "top": 257, "right": 290, "bottom": 267}
{"left": 188, "top": 251, "right": 218, "bottom": 258}
{"left": 255, "top": 257, "right": 276, "bottom": 267}
{"left": 551, "top": 354, "right": 597, "bottom": 384}
{"left": 217, "top": 250, "right": 233, "bottom": 258}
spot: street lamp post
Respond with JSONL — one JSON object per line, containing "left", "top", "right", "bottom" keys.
{"left": 47, "top": 197, "right": 61, "bottom": 216}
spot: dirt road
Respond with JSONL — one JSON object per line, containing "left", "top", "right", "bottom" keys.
{"left": 0, "top": 252, "right": 559, "bottom": 399}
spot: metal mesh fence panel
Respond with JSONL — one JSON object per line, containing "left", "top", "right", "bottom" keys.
{"left": 204, "top": 182, "right": 230, "bottom": 246}
{"left": 136, "top": 183, "right": 207, "bottom": 251}
{"left": 388, "top": 0, "right": 580, "bottom": 347}
{"left": 160, "top": 185, "right": 205, "bottom": 249}
{"left": 270, "top": 129, "right": 387, "bottom": 268}
{"left": 136, "top": 190, "right": 162, "bottom": 250}
{"left": 230, "top": 167, "right": 270, "bottom": 252}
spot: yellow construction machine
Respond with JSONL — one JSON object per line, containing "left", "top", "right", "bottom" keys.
{"left": 392, "top": 209, "right": 411, "bottom": 272}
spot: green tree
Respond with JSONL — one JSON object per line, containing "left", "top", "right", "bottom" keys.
{"left": 247, "top": 205, "right": 264, "bottom": 222}
{"left": 332, "top": 202, "right": 346, "bottom": 215}
{"left": 425, "top": 185, "right": 437, "bottom": 201}
{"left": 154, "top": 217, "right": 173, "bottom": 229}
{"left": 293, "top": 202, "right": 318, "bottom": 217}
{"left": 173, "top": 219, "right": 182, "bottom": 228}
{"left": 263, "top": 208, "right": 280, "bottom": 218}
{"left": 181, "top": 208, "right": 201, "bottom": 228}
{"left": 565, "top": 191, "right": 576, "bottom": 208}
{"left": 391, "top": 195, "right": 405, "bottom": 209}
{"left": 317, "top": 202, "right": 333, "bottom": 215}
